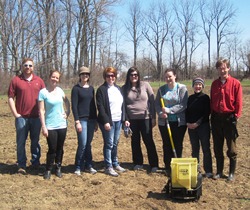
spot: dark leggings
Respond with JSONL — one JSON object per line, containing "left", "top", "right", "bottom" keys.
{"left": 47, "top": 128, "right": 67, "bottom": 164}
{"left": 159, "top": 122, "right": 187, "bottom": 171}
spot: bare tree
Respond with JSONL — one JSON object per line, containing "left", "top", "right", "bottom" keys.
{"left": 239, "top": 39, "right": 250, "bottom": 79}
{"left": 169, "top": 28, "right": 185, "bottom": 78}
{"left": 60, "top": 0, "right": 74, "bottom": 79}
{"left": 0, "top": 0, "right": 9, "bottom": 72}
{"left": 199, "top": 0, "right": 215, "bottom": 76}
{"left": 142, "top": 1, "right": 172, "bottom": 79}
{"left": 125, "top": 0, "right": 143, "bottom": 66}
{"left": 33, "top": 0, "right": 56, "bottom": 78}
{"left": 211, "top": 0, "right": 237, "bottom": 59}
{"left": 173, "top": 0, "right": 198, "bottom": 79}
{"left": 0, "top": 1, "right": 39, "bottom": 71}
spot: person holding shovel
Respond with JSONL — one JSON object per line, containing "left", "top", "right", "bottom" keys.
{"left": 155, "top": 69, "right": 188, "bottom": 176}
{"left": 210, "top": 59, "right": 242, "bottom": 181}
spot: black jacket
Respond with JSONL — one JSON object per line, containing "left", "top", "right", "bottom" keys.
{"left": 186, "top": 92, "right": 210, "bottom": 125}
{"left": 96, "top": 82, "right": 126, "bottom": 126}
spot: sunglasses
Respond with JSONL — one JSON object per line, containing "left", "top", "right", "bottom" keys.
{"left": 80, "top": 73, "right": 90, "bottom": 76}
{"left": 130, "top": 73, "right": 138, "bottom": 77}
{"left": 106, "top": 74, "right": 115, "bottom": 78}
{"left": 23, "top": 64, "right": 33, "bottom": 68}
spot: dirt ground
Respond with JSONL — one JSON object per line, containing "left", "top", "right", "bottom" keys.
{"left": 0, "top": 87, "right": 249, "bottom": 210}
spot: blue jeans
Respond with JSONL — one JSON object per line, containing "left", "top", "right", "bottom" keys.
{"left": 99, "top": 121, "right": 122, "bottom": 168}
{"left": 15, "top": 117, "right": 41, "bottom": 168}
{"left": 188, "top": 122, "right": 212, "bottom": 173}
{"left": 75, "top": 119, "right": 96, "bottom": 170}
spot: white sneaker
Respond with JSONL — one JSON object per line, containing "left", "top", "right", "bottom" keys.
{"left": 85, "top": 167, "right": 97, "bottom": 174}
{"left": 151, "top": 167, "right": 158, "bottom": 173}
{"left": 74, "top": 169, "right": 81, "bottom": 176}
{"left": 105, "top": 167, "right": 119, "bottom": 177}
{"left": 114, "top": 165, "right": 126, "bottom": 173}
{"left": 133, "top": 165, "right": 143, "bottom": 170}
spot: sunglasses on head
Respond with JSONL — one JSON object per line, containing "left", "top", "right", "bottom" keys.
{"left": 23, "top": 64, "right": 33, "bottom": 68}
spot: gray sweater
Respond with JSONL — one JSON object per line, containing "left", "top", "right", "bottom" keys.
{"left": 155, "top": 83, "right": 188, "bottom": 126}
{"left": 124, "top": 81, "right": 156, "bottom": 120}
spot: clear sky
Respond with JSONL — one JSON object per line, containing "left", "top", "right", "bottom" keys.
{"left": 232, "top": 0, "right": 250, "bottom": 41}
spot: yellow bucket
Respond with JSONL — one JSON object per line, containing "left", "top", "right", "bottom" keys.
{"left": 171, "top": 158, "right": 198, "bottom": 190}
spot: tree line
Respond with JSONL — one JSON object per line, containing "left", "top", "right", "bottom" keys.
{"left": 0, "top": 0, "right": 249, "bottom": 87}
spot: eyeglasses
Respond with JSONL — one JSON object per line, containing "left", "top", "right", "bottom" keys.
{"left": 23, "top": 64, "right": 33, "bottom": 68}
{"left": 130, "top": 73, "right": 138, "bottom": 77}
{"left": 106, "top": 74, "right": 115, "bottom": 78}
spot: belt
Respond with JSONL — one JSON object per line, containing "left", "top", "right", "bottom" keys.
{"left": 212, "top": 112, "right": 234, "bottom": 117}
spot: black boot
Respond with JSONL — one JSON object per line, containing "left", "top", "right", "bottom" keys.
{"left": 43, "top": 170, "right": 51, "bottom": 179}
{"left": 44, "top": 153, "right": 55, "bottom": 180}
{"left": 213, "top": 158, "right": 224, "bottom": 180}
{"left": 55, "top": 151, "right": 63, "bottom": 178}
{"left": 55, "top": 163, "right": 62, "bottom": 178}
{"left": 227, "top": 158, "right": 236, "bottom": 182}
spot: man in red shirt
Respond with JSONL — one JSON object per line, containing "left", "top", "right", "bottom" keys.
{"left": 8, "top": 58, "right": 45, "bottom": 174}
{"left": 210, "top": 58, "right": 242, "bottom": 181}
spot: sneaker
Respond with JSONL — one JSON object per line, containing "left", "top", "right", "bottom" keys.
{"left": 74, "top": 169, "right": 81, "bottom": 176}
{"left": 18, "top": 167, "right": 27, "bottom": 175}
{"left": 227, "top": 173, "right": 235, "bottom": 182}
{"left": 105, "top": 167, "right": 119, "bottom": 177}
{"left": 133, "top": 165, "right": 143, "bottom": 170}
{"left": 151, "top": 167, "right": 158, "bottom": 173}
{"left": 205, "top": 172, "right": 213, "bottom": 178}
{"left": 85, "top": 167, "right": 97, "bottom": 174}
{"left": 114, "top": 165, "right": 126, "bottom": 173}
{"left": 213, "top": 173, "right": 223, "bottom": 180}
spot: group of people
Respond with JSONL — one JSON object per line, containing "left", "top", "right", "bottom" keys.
{"left": 8, "top": 58, "right": 242, "bottom": 182}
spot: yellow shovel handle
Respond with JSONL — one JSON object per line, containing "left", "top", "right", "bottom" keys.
{"left": 160, "top": 97, "right": 177, "bottom": 158}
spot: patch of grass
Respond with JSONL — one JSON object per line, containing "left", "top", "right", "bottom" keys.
{"left": 149, "top": 79, "right": 250, "bottom": 88}
{"left": 0, "top": 95, "right": 8, "bottom": 100}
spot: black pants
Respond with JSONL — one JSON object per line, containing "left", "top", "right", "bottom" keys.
{"left": 47, "top": 128, "right": 67, "bottom": 165}
{"left": 159, "top": 122, "right": 187, "bottom": 171}
{"left": 211, "top": 113, "right": 238, "bottom": 173}
{"left": 188, "top": 122, "right": 212, "bottom": 173}
{"left": 130, "top": 119, "right": 159, "bottom": 168}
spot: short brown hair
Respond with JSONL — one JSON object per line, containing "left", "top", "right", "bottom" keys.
{"left": 215, "top": 59, "right": 230, "bottom": 69}
{"left": 164, "top": 68, "right": 176, "bottom": 75}
{"left": 22, "top": 58, "right": 34, "bottom": 65}
{"left": 49, "top": 69, "right": 61, "bottom": 78}
{"left": 103, "top": 67, "right": 117, "bottom": 79}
